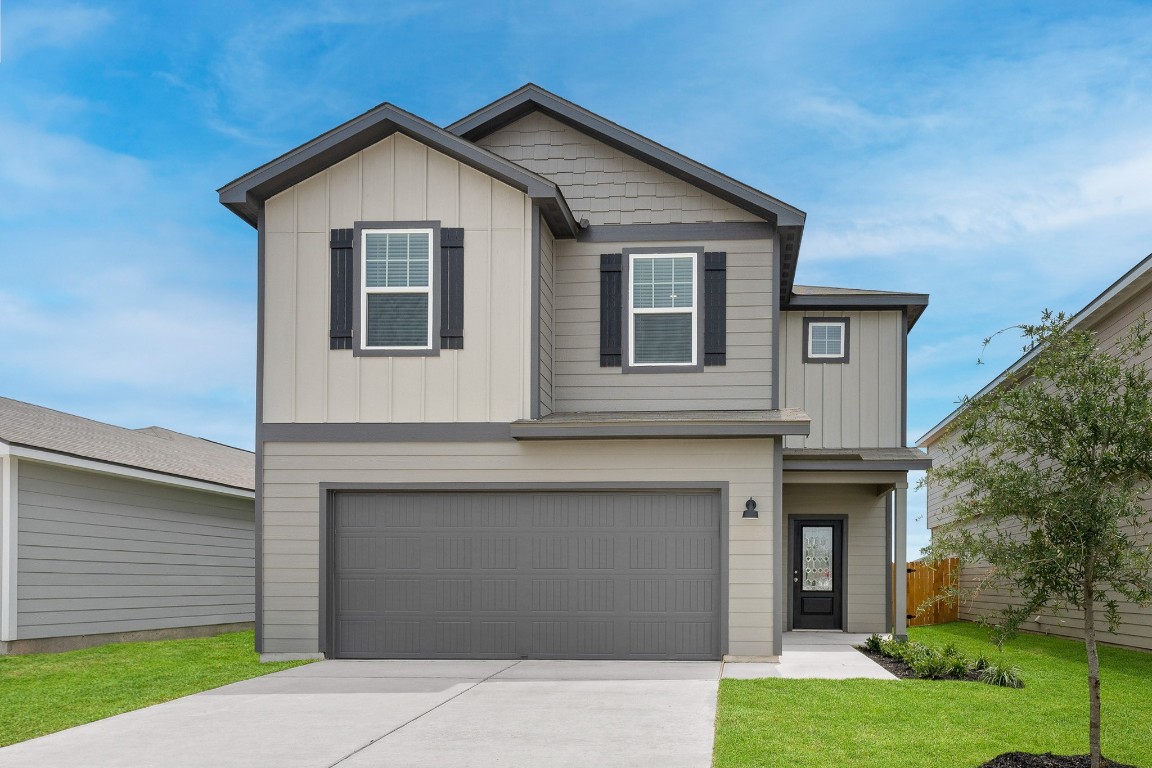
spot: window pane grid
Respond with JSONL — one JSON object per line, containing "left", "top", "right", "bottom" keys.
{"left": 808, "top": 322, "right": 845, "bottom": 357}
{"left": 362, "top": 229, "right": 432, "bottom": 349}
{"left": 629, "top": 253, "right": 696, "bottom": 366}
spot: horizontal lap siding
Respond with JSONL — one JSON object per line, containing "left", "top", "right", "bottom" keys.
{"left": 552, "top": 239, "right": 773, "bottom": 412}
{"left": 264, "top": 133, "right": 532, "bottom": 424}
{"left": 476, "top": 111, "right": 761, "bottom": 226}
{"left": 260, "top": 439, "right": 775, "bottom": 656}
{"left": 929, "top": 285, "right": 1152, "bottom": 650}
{"left": 15, "top": 461, "right": 254, "bottom": 640}
{"left": 783, "top": 483, "right": 888, "bottom": 633}
{"left": 539, "top": 217, "right": 555, "bottom": 416}
{"left": 781, "top": 310, "right": 902, "bottom": 449}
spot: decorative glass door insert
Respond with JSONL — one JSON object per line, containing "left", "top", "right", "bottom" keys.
{"left": 802, "top": 526, "right": 833, "bottom": 591}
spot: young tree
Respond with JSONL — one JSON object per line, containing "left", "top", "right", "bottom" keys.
{"left": 926, "top": 311, "right": 1152, "bottom": 768}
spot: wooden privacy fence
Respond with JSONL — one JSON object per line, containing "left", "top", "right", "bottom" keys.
{"left": 904, "top": 557, "right": 959, "bottom": 627}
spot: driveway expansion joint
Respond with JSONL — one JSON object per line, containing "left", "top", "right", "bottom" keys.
{"left": 323, "top": 659, "right": 523, "bottom": 768}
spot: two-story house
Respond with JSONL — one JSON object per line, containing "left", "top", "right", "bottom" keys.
{"left": 218, "top": 85, "right": 930, "bottom": 662}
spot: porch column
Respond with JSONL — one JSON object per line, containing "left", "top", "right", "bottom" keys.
{"left": 1, "top": 453, "right": 17, "bottom": 642}
{"left": 894, "top": 485, "right": 908, "bottom": 640}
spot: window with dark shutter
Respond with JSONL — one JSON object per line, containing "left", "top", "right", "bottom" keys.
{"left": 599, "top": 253, "right": 623, "bottom": 367}
{"left": 704, "top": 252, "right": 727, "bottom": 366}
{"left": 329, "top": 228, "right": 354, "bottom": 350}
{"left": 440, "top": 228, "right": 464, "bottom": 349}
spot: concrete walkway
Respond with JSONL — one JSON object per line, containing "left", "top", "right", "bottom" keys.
{"left": 0, "top": 660, "right": 721, "bottom": 768}
{"left": 723, "top": 632, "right": 897, "bottom": 680}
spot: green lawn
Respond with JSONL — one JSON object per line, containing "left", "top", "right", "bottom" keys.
{"left": 0, "top": 630, "right": 312, "bottom": 747}
{"left": 714, "top": 622, "right": 1152, "bottom": 768}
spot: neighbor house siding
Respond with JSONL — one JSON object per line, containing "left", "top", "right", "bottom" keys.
{"left": 783, "top": 482, "right": 888, "bottom": 633}
{"left": 263, "top": 132, "right": 534, "bottom": 425}
{"left": 15, "top": 461, "right": 254, "bottom": 640}
{"left": 476, "top": 111, "right": 763, "bottom": 226}
{"left": 780, "top": 310, "right": 903, "bottom": 449}
{"left": 259, "top": 438, "right": 776, "bottom": 657}
{"left": 927, "top": 282, "right": 1152, "bottom": 651}
{"left": 539, "top": 214, "right": 556, "bottom": 416}
{"left": 551, "top": 237, "right": 773, "bottom": 412}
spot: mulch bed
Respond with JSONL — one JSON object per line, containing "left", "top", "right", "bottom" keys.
{"left": 979, "top": 752, "right": 1139, "bottom": 768}
{"left": 854, "top": 646, "right": 981, "bottom": 682}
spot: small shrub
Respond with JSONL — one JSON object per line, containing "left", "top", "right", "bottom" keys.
{"left": 971, "top": 653, "right": 991, "bottom": 672}
{"left": 946, "top": 655, "right": 970, "bottom": 678}
{"left": 941, "top": 642, "right": 963, "bottom": 659}
{"left": 909, "top": 651, "right": 952, "bottom": 680}
{"left": 979, "top": 663, "right": 1025, "bottom": 689}
{"left": 864, "top": 633, "right": 884, "bottom": 652}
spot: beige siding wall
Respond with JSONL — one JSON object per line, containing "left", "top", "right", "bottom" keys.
{"left": 780, "top": 310, "right": 903, "bottom": 449}
{"left": 552, "top": 238, "right": 773, "bottom": 411}
{"left": 539, "top": 214, "right": 556, "bottom": 416}
{"left": 927, "top": 282, "right": 1152, "bottom": 650}
{"left": 16, "top": 461, "right": 254, "bottom": 640}
{"left": 260, "top": 438, "right": 776, "bottom": 657}
{"left": 264, "top": 133, "right": 534, "bottom": 424}
{"left": 784, "top": 482, "right": 889, "bottom": 633}
{"left": 476, "top": 112, "right": 762, "bottom": 226}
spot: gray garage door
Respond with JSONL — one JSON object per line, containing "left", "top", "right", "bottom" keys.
{"left": 330, "top": 491, "right": 721, "bottom": 660}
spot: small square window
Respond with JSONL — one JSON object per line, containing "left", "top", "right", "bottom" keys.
{"left": 803, "top": 318, "right": 850, "bottom": 363}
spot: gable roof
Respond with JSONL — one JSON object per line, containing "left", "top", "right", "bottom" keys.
{"left": 448, "top": 84, "right": 807, "bottom": 301}
{"left": 218, "top": 102, "right": 578, "bottom": 237}
{"left": 0, "top": 397, "right": 254, "bottom": 491}
{"left": 918, "top": 251, "right": 1152, "bottom": 447}
{"left": 789, "top": 285, "right": 930, "bottom": 330}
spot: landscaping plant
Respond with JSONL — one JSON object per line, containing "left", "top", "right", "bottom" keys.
{"left": 925, "top": 311, "right": 1152, "bottom": 768}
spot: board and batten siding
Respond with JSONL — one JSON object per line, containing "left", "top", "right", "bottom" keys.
{"left": 552, "top": 238, "right": 774, "bottom": 412}
{"left": 263, "top": 132, "right": 534, "bottom": 424}
{"left": 926, "top": 281, "right": 1152, "bottom": 651}
{"left": 783, "top": 482, "right": 888, "bottom": 633}
{"left": 780, "top": 310, "right": 903, "bottom": 449}
{"left": 539, "top": 214, "right": 556, "bottom": 417}
{"left": 476, "top": 111, "right": 763, "bottom": 226}
{"left": 15, "top": 461, "right": 254, "bottom": 640}
{"left": 259, "top": 438, "right": 776, "bottom": 657}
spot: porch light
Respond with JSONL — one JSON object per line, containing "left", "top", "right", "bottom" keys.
{"left": 743, "top": 498, "right": 758, "bottom": 519}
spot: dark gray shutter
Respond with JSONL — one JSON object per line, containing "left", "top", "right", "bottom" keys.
{"left": 704, "top": 251, "right": 727, "bottom": 366}
{"left": 330, "top": 229, "right": 354, "bottom": 350}
{"left": 440, "top": 228, "right": 465, "bottom": 349}
{"left": 599, "top": 253, "right": 623, "bottom": 367}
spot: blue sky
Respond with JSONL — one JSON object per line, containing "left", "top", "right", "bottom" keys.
{"left": 2, "top": 1, "right": 1152, "bottom": 556}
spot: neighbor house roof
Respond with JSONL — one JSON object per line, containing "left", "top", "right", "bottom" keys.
{"left": 0, "top": 397, "right": 254, "bottom": 491}
{"left": 217, "top": 101, "right": 579, "bottom": 237}
{"left": 918, "top": 251, "right": 1152, "bottom": 447}
{"left": 789, "top": 285, "right": 931, "bottom": 330}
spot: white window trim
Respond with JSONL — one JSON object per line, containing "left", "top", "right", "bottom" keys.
{"left": 807, "top": 321, "right": 847, "bottom": 359}
{"left": 360, "top": 227, "right": 434, "bottom": 351}
{"left": 627, "top": 251, "right": 698, "bottom": 367}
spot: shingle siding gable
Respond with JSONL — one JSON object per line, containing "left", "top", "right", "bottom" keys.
{"left": 476, "top": 111, "right": 764, "bottom": 226}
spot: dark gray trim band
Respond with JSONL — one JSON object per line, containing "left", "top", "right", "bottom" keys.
{"left": 786, "top": 294, "right": 929, "bottom": 330}
{"left": 772, "top": 438, "right": 784, "bottom": 656}
{"left": 262, "top": 423, "right": 514, "bottom": 442}
{"left": 575, "top": 222, "right": 775, "bottom": 243}
{"left": 511, "top": 423, "right": 809, "bottom": 440}
{"left": 901, "top": 308, "right": 908, "bottom": 447}
{"left": 771, "top": 231, "right": 781, "bottom": 410}
{"left": 781, "top": 459, "right": 932, "bottom": 471}
{"left": 318, "top": 481, "right": 731, "bottom": 658}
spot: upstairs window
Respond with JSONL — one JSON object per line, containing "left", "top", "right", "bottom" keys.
{"left": 803, "top": 318, "right": 850, "bottom": 363}
{"left": 361, "top": 228, "right": 433, "bottom": 350}
{"left": 628, "top": 252, "right": 698, "bottom": 367}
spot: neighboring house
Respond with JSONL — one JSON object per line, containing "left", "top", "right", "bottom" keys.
{"left": 920, "top": 253, "right": 1152, "bottom": 652}
{"left": 218, "top": 84, "right": 930, "bottom": 662}
{"left": 0, "top": 398, "right": 255, "bottom": 654}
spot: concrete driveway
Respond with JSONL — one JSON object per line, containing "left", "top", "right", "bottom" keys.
{"left": 0, "top": 660, "right": 721, "bottom": 768}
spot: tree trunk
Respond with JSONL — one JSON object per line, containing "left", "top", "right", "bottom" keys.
{"left": 1084, "top": 566, "right": 1102, "bottom": 768}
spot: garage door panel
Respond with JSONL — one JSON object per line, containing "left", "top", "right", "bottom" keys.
{"left": 331, "top": 491, "right": 721, "bottom": 660}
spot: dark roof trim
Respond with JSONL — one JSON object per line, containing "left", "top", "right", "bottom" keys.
{"left": 782, "top": 458, "right": 932, "bottom": 471}
{"left": 511, "top": 422, "right": 810, "bottom": 440}
{"left": 576, "top": 221, "right": 774, "bottom": 243}
{"left": 448, "top": 84, "right": 807, "bottom": 230}
{"left": 778, "top": 225, "right": 803, "bottom": 302}
{"left": 784, "top": 292, "right": 930, "bottom": 330}
{"left": 218, "top": 102, "right": 578, "bottom": 237}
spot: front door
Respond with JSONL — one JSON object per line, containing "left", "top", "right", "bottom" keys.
{"left": 790, "top": 519, "right": 844, "bottom": 630}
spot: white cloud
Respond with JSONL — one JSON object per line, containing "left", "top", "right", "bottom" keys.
{"left": 1, "top": 3, "right": 113, "bottom": 61}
